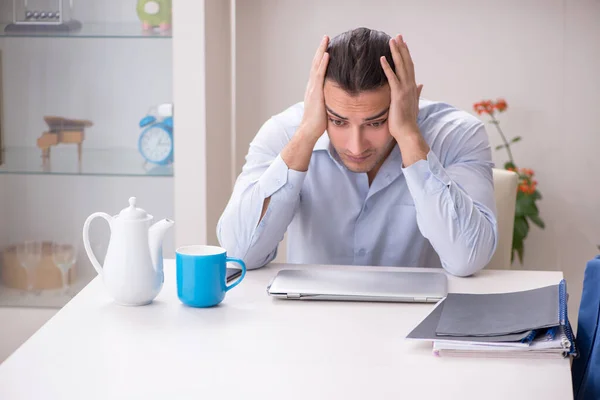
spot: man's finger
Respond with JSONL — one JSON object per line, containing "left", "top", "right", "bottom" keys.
{"left": 316, "top": 52, "right": 330, "bottom": 84}
{"left": 417, "top": 84, "right": 423, "bottom": 98}
{"left": 390, "top": 37, "right": 407, "bottom": 85}
{"left": 398, "top": 36, "right": 416, "bottom": 83}
{"left": 380, "top": 56, "right": 399, "bottom": 89}
{"left": 311, "top": 36, "right": 329, "bottom": 74}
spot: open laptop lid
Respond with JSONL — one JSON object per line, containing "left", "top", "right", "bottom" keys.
{"left": 266, "top": 268, "right": 448, "bottom": 303}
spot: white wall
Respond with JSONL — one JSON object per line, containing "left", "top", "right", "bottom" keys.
{"left": 205, "top": 0, "right": 233, "bottom": 247}
{"left": 173, "top": 0, "right": 234, "bottom": 249}
{"left": 234, "top": 0, "right": 600, "bottom": 322}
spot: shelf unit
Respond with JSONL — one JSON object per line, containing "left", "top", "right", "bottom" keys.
{"left": 0, "top": 1, "right": 236, "bottom": 311}
{"left": 0, "top": 8, "right": 175, "bottom": 309}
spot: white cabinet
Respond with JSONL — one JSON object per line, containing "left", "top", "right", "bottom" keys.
{"left": 0, "top": 2, "right": 175, "bottom": 309}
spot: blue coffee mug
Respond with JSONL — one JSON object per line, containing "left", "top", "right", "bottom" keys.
{"left": 176, "top": 245, "right": 246, "bottom": 307}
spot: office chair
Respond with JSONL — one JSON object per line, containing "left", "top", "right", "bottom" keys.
{"left": 485, "top": 168, "right": 518, "bottom": 270}
{"left": 572, "top": 255, "right": 600, "bottom": 400}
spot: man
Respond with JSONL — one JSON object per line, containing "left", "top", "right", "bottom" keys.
{"left": 217, "top": 27, "right": 497, "bottom": 277}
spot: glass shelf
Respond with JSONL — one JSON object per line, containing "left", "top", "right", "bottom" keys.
{"left": 0, "top": 22, "right": 172, "bottom": 39}
{"left": 0, "top": 278, "right": 91, "bottom": 308}
{"left": 0, "top": 147, "right": 173, "bottom": 177}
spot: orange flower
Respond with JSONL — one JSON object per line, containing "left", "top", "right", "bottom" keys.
{"left": 518, "top": 184, "right": 529, "bottom": 193}
{"left": 518, "top": 168, "right": 534, "bottom": 177}
{"left": 494, "top": 99, "right": 508, "bottom": 112}
{"left": 473, "top": 102, "right": 485, "bottom": 115}
{"left": 483, "top": 100, "right": 494, "bottom": 115}
{"left": 518, "top": 178, "right": 537, "bottom": 195}
{"left": 473, "top": 100, "right": 495, "bottom": 116}
{"left": 474, "top": 98, "right": 507, "bottom": 115}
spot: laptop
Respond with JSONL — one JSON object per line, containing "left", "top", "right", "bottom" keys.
{"left": 266, "top": 268, "right": 448, "bottom": 303}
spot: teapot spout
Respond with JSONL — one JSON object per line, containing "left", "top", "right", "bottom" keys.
{"left": 148, "top": 218, "right": 174, "bottom": 272}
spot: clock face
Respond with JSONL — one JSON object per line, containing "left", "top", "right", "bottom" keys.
{"left": 140, "top": 126, "right": 172, "bottom": 163}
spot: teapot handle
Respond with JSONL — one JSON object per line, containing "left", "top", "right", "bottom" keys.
{"left": 82, "top": 212, "right": 113, "bottom": 277}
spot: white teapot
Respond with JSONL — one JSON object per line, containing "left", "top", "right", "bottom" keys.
{"left": 82, "top": 197, "right": 174, "bottom": 306}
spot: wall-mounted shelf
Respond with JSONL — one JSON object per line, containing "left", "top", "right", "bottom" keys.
{"left": 0, "top": 147, "right": 173, "bottom": 177}
{"left": 0, "top": 22, "right": 171, "bottom": 39}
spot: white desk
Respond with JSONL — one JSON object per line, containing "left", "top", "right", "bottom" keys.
{"left": 0, "top": 261, "right": 573, "bottom": 400}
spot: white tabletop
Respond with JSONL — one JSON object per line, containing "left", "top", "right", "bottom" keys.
{"left": 0, "top": 261, "right": 573, "bottom": 400}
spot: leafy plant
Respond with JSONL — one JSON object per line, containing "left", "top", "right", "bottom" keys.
{"left": 473, "top": 99, "right": 545, "bottom": 264}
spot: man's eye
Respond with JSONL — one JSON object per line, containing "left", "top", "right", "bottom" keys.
{"left": 329, "top": 118, "right": 345, "bottom": 127}
{"left": 369, "top": 119, "right": 387, "bottom": 128}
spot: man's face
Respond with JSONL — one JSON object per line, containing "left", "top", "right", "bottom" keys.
{"left": 323, "top": 81, "right": 395, "bottom": 175}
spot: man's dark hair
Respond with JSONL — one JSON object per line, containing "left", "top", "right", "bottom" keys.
{"left": 325, "top": 27, "right": 395, "bottom": 96}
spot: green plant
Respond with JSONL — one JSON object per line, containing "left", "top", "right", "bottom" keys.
{"left": 473, "top": 99, "right": 545, "bottom": 264}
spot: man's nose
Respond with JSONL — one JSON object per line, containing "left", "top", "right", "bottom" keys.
{"left": 347, "top": 126, "right": 367, "bottom": 155}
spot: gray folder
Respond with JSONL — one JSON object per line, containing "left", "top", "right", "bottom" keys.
{"left": 407, "top": 299, "right": 534, "bottom": 343}
{"left": 435, "top": 284, "right": 560, "bottom": 337}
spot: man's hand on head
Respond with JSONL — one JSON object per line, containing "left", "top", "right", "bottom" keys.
{"left": 380, "top": 35, "right": 430, "bottom": 167}
{"left": 280, "top": 35, "right": 330, "bottom": 174}
{"left": 299, "top": 35, "right": 330, "bottom": 141}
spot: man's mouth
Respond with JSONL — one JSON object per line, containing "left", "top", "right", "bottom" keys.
{"left": 344, "top": 153, "right": 372, "bottom": 163}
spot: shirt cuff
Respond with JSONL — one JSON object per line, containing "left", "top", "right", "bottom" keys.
{"left": 402, "top": 150, "right": 452, "bottom": 196}
{"left": 258, "top": 154, "right": 307, "bottom": 198}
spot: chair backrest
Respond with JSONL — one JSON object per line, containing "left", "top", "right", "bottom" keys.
{"left": 572, "top": 255, "right": 600, "bottom": 400}
{"left": 485, "top": 168, "right": 518, "bottom": 270}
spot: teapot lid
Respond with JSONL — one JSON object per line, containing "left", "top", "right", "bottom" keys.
{"left": 118, "top": 197, "right": 149, "bottom": 220}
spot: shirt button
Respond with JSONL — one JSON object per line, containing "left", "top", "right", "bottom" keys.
{"left": 357, "top": 249, "right": 366, "bottom": 256}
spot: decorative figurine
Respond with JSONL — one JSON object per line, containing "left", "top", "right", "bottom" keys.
{"left": 36, "top": 116, "right": 93, "bottom": 163}
{"left": 136, "top": 0, "right": 172, "bottom": 32}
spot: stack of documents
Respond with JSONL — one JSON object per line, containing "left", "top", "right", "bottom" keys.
{"left": 407, "top": 280, "right": 577, "bottom": 359}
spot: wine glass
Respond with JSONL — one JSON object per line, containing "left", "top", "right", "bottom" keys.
{"left": 52, "top": 242, "right": 77, "bottom": 295}
{"left": 16, "top": 241, "right": 42, "bottom": 292}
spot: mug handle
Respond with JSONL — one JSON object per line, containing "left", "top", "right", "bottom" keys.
{"left": 225, "top": 257, "right": 246, "bottom": 291}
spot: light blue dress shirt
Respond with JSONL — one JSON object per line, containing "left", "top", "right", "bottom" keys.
{"left": 217, "top": 99, "right": 498, "bottom": 276}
